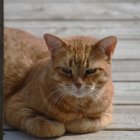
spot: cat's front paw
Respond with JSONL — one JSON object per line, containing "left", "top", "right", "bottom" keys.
{"left": 65, "top": 114, "right": 112, "bottom": 134}
{"left": 65, "top": 119, "right": 99, "bottom": 134}
{"left": 49, "top": 121, "right": 65, "bottom": 137}
{"left": 26, "top": 118, "right": 65, "bottom": 138}
{"left": 65, "top": 120, "right": 85, "bottom": 134}
{"left": 42, "top": 120, "right": 65, "bottom": 137}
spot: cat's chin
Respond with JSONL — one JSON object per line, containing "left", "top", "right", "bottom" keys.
{"left": 68, "top": 92, "right": 87, "bottom": 98}
{"left": 74, "top": 94, "right": 86, "bottom": 98}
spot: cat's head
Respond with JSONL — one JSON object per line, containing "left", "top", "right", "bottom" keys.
{"left": 44, "top": 34, "right": 117, "bottom": 98}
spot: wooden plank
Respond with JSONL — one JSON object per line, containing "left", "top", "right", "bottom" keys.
{"left": 4, "top": 21, "right": 140, "bottom": 40}
{"left": 113, "top": 72, "right": 140, "bottom": 82}
{"left": 4, "top": 24, "right": 140, "bottom": 59}
{"left": 109, "top": 106, "right": 140, "bottom": 130}
{"left": 114, "top": 82, "right": 140, "bottom": 105}
{"left": 5, "top": 0, "right": 140, "bottom": 3}
{"left": 4, "top": 105, "right": 140, "bottom": 130}
{"left": 4, "top": 2, "right": 140, "bottom": 20}
{"left": 112, "top": 60, "right": 140, "bottom": 72}
{"left": 3, "top": 131, "right": 140, "bottom": 140}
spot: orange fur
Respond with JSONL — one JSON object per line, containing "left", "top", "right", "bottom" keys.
{"left": 4, "top": 27, "right": 117, "bottom": 137}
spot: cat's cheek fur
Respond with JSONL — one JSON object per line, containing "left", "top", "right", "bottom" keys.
{"left": 52, "top": 72, "right": 60, "bottom": 81}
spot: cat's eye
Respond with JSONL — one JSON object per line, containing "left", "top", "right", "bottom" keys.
{"left": 61, "top": 67, "right": 72, "bottom": 76}
{"left": 85, "top": 68, "right": 97, "bottom": 75}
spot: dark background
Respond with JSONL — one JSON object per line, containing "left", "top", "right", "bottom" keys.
{"left": 0, "top": 0, "right": 3, "bottom": 139}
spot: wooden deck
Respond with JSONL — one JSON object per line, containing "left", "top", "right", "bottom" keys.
{"left": 4, "top": 0, "right": 140, "bottom": 139}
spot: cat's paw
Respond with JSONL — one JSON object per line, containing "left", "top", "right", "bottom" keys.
{"left": 65, "top": 114, "right": 112, "bottom": 134}
{"left": 46, "top": 121, "right": 65, "bottom": 137}
{"left": 65, "top": 120, "right": 84, "bottom": 133}
{"left": 26, "top": 118, "right": 65, "bottom": 138}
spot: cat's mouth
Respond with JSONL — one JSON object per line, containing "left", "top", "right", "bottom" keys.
{"left": 64, "top": 86, "right": 89, "bottom": 98}
{"left": 74, "top": 90, "right": 85, "bottom": 98}
{"left": 76, "top": 90, "right": 80, "bottom": 94}
{"left": 61, "top": 84, "right": 91, "bottom": 98}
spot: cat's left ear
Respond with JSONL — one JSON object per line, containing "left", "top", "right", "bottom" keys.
{"left": 95, "top": 36, "right": 117, "bottom": 60}
{"left": 44, "top": 33, "right": 67, "bottom": 54}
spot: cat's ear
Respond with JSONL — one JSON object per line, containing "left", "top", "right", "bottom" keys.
{"left": 44, "top": 33, "right": 67, "bottom": 54}
{"left": 94, "top": 36, "right": 117, "bottom": 60}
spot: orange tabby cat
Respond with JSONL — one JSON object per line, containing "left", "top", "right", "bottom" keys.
{"left": 4, "top": 27, "right": 117, "bottom": 137}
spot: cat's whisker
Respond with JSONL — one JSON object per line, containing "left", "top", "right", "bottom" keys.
{"left": 94, "top": 90, "right": 106, "bottom": 107}
{"left": 48, "top": 88, "right": 60, "bottom": 99}
{"left": 88, "top": 93, "right": 95, "bottom": 101}
{"left": 89, "top": 89, "right": 102, "bottom": 106}
{"left": 90, "top": 89, "right": 101, "bottom": 98}
{"left": 54, "top": 88, "right": 67, "bottom": 105}
{"left": 87, "top": 87, "right": 106, "bottom": 107}
{"left": 40, "top": 86, "right": 63, "bottom": 109}
{"left": 52, "top": 93, "right": 65, "bottom": 110}
{"left": 48, "top": 87, "right": 66, "bottom": 111}
{"left": 50, "top": 92, "right": 65, "bottom": 111}
{"left": 48, "top": 92, "right": 60, "bottom": 111}
{"left": 48, "top": 87, "right": 63, "bottom": 110}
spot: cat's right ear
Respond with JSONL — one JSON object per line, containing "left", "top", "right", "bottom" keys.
{"left": 44, "top": 33, "right": 67, "bottom": 55}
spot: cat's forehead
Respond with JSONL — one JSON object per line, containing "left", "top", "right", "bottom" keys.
{"left": 65, "top": 36, "right": 97, "bottom": 48}
{"left": 66, "top": 47, "right": 90, "bottom": 67}
{"left": 63, "top": 36, "right": 98, "bottom": 67}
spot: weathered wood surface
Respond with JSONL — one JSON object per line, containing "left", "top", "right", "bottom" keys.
{"left": 112, "top": 72, "right": 140, "bottom": 82}
{"left": 4, "top": 23, "right": 140, "bottom": 59}
{"left": 5, "top": 0, "right": 140, "bottom": 2}
{"left": 3, "top": 131, "right": 140, "bottom": 140}
{"left": 4, "top": 0, "right": 140, "bottom": 139}
{"left": 4, "top": 1, "right": 140, "bottom": 20}
{"left": 112, "top": 60, "right": 140, "bottom": 72}
{"left": 4, "top": 21, "right": 140, "bottom": 40}
{"left": 113, "top": 82, "right": 140, "bottom": 105}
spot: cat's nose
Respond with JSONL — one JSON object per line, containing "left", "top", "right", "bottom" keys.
{"left": 75, "top": 82, "right": 82, "bottom": 89}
